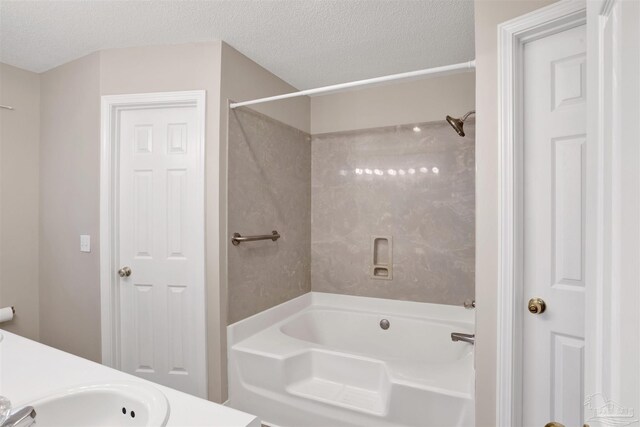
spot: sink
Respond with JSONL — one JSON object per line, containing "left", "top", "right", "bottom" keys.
{"left": 22, "top": 382, "right": 169, "bottom": 426}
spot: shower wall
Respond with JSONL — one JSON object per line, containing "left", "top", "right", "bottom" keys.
{"left": 227, "top": 107, "right": 311, "bottom": 324}
{"left": 311, "top": 120, "right": 475, "bottom": 304}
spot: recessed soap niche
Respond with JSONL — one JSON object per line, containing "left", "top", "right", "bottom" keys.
{"left": 371, "top": 236, "right": 392, "bottom": 280}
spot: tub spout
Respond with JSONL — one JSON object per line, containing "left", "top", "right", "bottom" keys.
{"left": 451, "top": 332, "right": 475, "bottom": 345}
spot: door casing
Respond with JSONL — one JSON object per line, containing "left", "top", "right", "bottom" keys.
{"left": 496, "top": 2, "right": 587, "bottom": 425}
{"left": 99, "top": 91, "right": 207, "bottom": 371}
{"left": 584, "top": 0, "right": 640, "bottom": 420}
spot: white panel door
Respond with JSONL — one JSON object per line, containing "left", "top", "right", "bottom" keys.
{"left": 118, "top": 105, "right": 206, "bottom": 398}
{"left": 522, "top": 24, "right": 587, "bottom": 426}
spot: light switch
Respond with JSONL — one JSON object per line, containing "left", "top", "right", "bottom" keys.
{"left": 80, "top": 235, "right": 91, "bottom": 253}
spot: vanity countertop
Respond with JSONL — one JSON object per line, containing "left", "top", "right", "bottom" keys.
{"left": 0, "top": 330, "right": 260, "bottom": 427}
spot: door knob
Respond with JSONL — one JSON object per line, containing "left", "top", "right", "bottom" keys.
{"left": 118, "top": 266, "right": 132, "bottom": 278}
{"left": 528, "top": 297, "right": 546, "bottom": 314}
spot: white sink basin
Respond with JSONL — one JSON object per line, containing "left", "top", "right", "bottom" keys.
{"left": 24, "top": 382, "right": 169, "bottom": 426}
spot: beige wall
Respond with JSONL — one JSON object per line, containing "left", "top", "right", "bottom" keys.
{"left": 473, "top": 1, "right": 556, "bottom": 426}
{"left": 310, "top": 72, "right": 475, "bottom": 134}
{"left": 100, "top": 43, "right": 221, "bottom": 96}
{"left": 220, "top": 43, "right": 310, "bottom": 134}
{"left": 39, "top": 53, "right": 101, "bottom": 361}
{"left": 0, "top": 63, "right": 40, "bottom": 341}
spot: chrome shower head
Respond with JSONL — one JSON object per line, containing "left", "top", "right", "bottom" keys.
{"left": 446, "top": 111, "right": 475, "bottom": 137}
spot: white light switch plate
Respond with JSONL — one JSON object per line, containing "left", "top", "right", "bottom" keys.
{"left": 80, "top": 235, "right": 91, "bottom": 253}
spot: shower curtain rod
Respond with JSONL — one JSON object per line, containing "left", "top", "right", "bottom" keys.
{"left": 229, "top": 59, "right": 475, "bottom": 109}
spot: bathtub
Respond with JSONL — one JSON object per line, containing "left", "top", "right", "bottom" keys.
{"left": 227, "top": 292, "right": 474, "bottom": 427}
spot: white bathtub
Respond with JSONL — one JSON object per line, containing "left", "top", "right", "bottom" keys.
{"left": 227, "top": 292, "right": 475, "bottom": 427}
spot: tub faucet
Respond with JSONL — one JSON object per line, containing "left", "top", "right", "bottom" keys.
{"left": 451, "top": 332, "right": 475, "bottom": 345}
{"left": 1, "top": 406, "right": 36, "bottom": 427}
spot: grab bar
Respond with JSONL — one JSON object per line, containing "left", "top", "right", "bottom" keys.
{"left": 231, "top": 230, "right": 280, "bottom": 246}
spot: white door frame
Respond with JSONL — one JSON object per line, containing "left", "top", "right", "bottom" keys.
{"left": 99, "top": 91, "right": 206, "bottom": 368}
{"left": 496, "top": 2, "right": 586, "bottom": 425}
{"left": 584, "top": 0, "right": 640, "bottom": 420}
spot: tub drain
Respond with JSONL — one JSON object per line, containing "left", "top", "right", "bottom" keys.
{"left": 380, "top": 319, "right": 390, "bottom": 330}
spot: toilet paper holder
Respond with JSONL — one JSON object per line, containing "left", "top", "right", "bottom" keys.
{"left": 0, "top": 306, "right": 15, "bottom": 323}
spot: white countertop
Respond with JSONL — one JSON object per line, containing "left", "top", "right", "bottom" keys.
{"left": 0, "top": 330, "right": 260, "bottom": 427}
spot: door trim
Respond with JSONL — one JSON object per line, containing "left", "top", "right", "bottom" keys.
{"left": 584, "top": 0, "right": 640, "bottom": 418}
{"left": 496, "top": 2, "right": 586, "bottom": 425}
{"left": 99, "top": 91, "right": 206, "bottom": 368}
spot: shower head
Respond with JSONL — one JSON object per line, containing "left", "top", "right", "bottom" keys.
{"left": 446, "top": 111, "right": 475, "bottom": 137}
{"left": 446, "top": 115, "right": 466, "bottom": 137}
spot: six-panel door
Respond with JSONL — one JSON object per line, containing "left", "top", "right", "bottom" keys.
{"left": 118, "top": 105, "right": 206, "bottom": 398}
{"left": 522, "top": 24, "right": 587, "bottom": 426}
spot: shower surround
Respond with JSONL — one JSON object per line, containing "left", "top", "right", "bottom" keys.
{"left": 227, "top": 107, "right": 312, "bottom": 324}
{"left": 227, "top": 111, "right": 474, "bottom": 326}
{"left": 311, "top": 120, "right": 475, "bottom": 304}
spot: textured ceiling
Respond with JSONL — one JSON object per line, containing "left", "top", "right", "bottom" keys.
{"left": 0, "top": 0, "right": 475, "bottom": 89}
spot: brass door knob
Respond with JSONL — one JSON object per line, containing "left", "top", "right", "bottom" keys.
{"left": 528, "top": 297, "right": 546, "bottom": 314}
{"left": 118, "top": 266, "right": 132, "bottom": 278}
